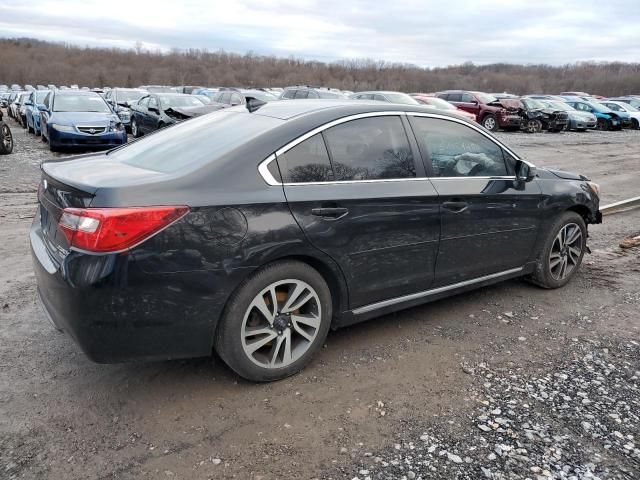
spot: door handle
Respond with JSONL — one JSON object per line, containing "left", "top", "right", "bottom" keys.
{"left": 311, "top": 207, "right": 349, "bottom": 220}
{"left": 442, "top": 201, "right": 469, "bottom": 213}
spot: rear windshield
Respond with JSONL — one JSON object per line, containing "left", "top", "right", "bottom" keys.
{"left": 107, "top": 110, "right": 281, "bottom": 173}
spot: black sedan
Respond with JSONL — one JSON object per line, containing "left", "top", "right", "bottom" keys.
{"left": 130, "top": 93, "right": 225, "bottom": 137}
{"left": 31, "top": 100, "right": 601, "bottom": 382}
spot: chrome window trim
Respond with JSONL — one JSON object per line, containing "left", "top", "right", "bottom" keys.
{"left": 257, "top": 110, "right": 535, "bottom": 186}
{"left": 352, "top": 267, "right": 524, "bottom": 315}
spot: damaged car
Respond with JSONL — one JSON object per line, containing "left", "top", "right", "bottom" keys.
{"left": 130, "top": 93, "right": 226, "bottom": 137}
{"left": 494, "top": 98, "right": 569, "bottom": 133}
{"left": 536, "top": 100, "right": 597, "bottom": 131}
{"left": 562, "top": 99, "right": 625, "bottom": 131}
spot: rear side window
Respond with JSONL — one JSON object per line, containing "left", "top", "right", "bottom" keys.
{"left": 323, "top": 116, "right": 416, "bottom": 181}
{"left": 277, "top": 134, "right": 333, "bottom": 183}
{"left": 409, "top": 117, "right": 508, "bottom": 177}
{"left": 282, "top": 89, "right": 296, "bottom": 99}
{"left": 447, "top": 93, "right": 462, "bottom": 102}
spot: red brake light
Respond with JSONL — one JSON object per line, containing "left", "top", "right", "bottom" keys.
{"left": 58, "top": 206, "right": 189, "bottom": 253}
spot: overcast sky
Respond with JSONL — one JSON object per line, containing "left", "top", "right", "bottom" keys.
{"left": 1, "top": 0, "right": 639, "bottom": 66}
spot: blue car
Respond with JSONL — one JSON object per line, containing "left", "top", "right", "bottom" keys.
{"left": 562, "top": 98, "right": 627, "bottom": 131}
{"left": 25, "top": 90, "right": 50, "bottom": 135}
{"left": 40, "top": 90, "right": 127, "bottom": 152}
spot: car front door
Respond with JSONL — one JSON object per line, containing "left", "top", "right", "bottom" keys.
{"left": 459, "top": 93, "right": 481, "bottom": 117}
{"left": 408, "top": 114, "right": 542, "bottom": 286}
{"left": 278, "top": 114, "right": 441, "bottom": 309}
{"left": 134, "top": 96, "right": 150, "bottom": 132}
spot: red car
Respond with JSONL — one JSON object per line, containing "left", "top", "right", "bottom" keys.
{"left": 435, "top": 90, "right": 521, "bottom": 131}
{"left": 410, "top": 94, "right": 477, "bottom": 122}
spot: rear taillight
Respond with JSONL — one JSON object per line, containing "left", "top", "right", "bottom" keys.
{"left": 58, "top": 206, "right": 189, "bottom": 253}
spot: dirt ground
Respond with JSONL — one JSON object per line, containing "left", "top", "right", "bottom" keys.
{"left": 0, "top": 115, "right": 639, "bottom": 480}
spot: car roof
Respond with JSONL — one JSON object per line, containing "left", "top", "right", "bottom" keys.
{"left": 353, "top": 91, "right": 407, "bottom": 95}
{"left": 248, "top": 99, "right": 462, "bottom": 122}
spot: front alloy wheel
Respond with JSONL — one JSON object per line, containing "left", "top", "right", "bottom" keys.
{"left": 549, "top": 223, "right": 583, "bottom": 281}
{"left": 529, "top": 211, "right": 586, "bottom": 289}
{"left": 482, "top": 115, "right": 498, "bottom": 131}
{"left": 0, "top": 122, "right": 13, "bottom": 155}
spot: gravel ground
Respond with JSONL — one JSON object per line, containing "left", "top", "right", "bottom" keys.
{"left": 0, "top": 113, "right": 639, "bottom": 480}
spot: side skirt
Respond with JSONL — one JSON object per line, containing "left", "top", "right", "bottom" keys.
{"left": 335, "top": 262, "right": 536, "bottom": 328}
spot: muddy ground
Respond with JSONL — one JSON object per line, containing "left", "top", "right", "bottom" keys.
{"left": 0, "top": 114, "right": 639, "bottom": 479}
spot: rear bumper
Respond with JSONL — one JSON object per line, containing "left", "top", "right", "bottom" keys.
{"left": 49, "top": 128, "right": 127, "bottom": 149}
{"left": 30, "top": 214, "right": 226, "bottom": 363}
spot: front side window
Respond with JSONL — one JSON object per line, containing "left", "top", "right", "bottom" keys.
{"left": 148, "top": 97, "right": 158, "bottom": 110}
{"left": 323, "top": 116, "right": 416, "bottom": 181}
{"left": 277, "top": 134, "right": 333, "bottom": 183}
{"left": 410, "top": 117, "right": 509, "bottom": 177}
{"left": 294, "top": 90, "right": 309, "bottom": 99}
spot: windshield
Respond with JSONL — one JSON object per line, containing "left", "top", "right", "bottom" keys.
{"left": 159, "top": 96, "right": 205, "bottom": 109}
{"left": 107, "top": 110, "right": 280, "bottom": 173}
{"left": 35, "top": 91, "right": 49, "bottom": 103}
{"left": 615, "top": 102, "right": 638, "bottom": 112}
{"left": 544, "top": 101, "right": 573, "bottom": 111}
{"left": 383, "top": 93, "right": 419, "bottom": 105}
{"left": 422, "top": 97, "right": 456, "bottom": 110}
{"left": 588, "top": 102, "right": 612, "bottom": 113}
{"left": 53, "top": 94, "right": 111, "bottom": 113}
{"left": 145, "top": 86, "right": 174, "bottom": 93}
{"left": 476, "top": 93, "right": 498, "bottom": 104}
{"left": 117, "top": 90, "right": 146, "bottom": 103}
{"left": 522, "top": 98, "right": 545, "bottom": 110}
{"left": 244, "top": 91, "right": 278, "bottom": 102}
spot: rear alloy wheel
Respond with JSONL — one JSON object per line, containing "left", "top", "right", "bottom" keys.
{"left": 215, "top": 261, "right": 332, "bottom": 382}
{"left": 131, "top": 118, "right": 141, "bottom": 138}
{"left": 0, "top": 122, "right": 13, "bottom": 155}
{"left": 529, "top": 211, "right": 586, "bottom": 289}
{"left": 482, "top": 114, "right": 498, "bottom": 131}
{"left": 632, "top": 119, "right": 639, "bottom": 130}
{"left": 525, "top": 119, "right": 543, "bottom": 133}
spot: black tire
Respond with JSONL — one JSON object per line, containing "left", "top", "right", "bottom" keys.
{"left": 0, "top": 121, "right": 13, "bottom": 155}
{"left": 632, "top": 119, "right": 640, "bottom": 130}
{"left": 596, "top": 118, "right": 608, "bottom": 131}
{"left": 481, "top": 114, "right": 498, "bottom": 131}
{"left": 215, "top": 260, "right": 332, "bottom": 382}
{"left": 27, "top": 121, "right": 34, "bottom": 134}
{"left": 131, "top": 118, "right": 141, "bottom": 138}
{"left": 528, "top": 211, "right": 587, "bottom": 289}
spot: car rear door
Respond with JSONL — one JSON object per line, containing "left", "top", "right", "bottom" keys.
{"left": 277, "top": 113, "right": 440, "bottom": 309}
{"left": 407, "top": 114, "right": 542, "bottom": 286}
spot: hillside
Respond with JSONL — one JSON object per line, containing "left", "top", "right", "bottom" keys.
{"left": 1, "top": 38, "right": 639, "bottom": 95}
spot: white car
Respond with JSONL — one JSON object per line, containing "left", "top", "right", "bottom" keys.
{"left": 600, "top": 100, "right": 640, "bottom": 129}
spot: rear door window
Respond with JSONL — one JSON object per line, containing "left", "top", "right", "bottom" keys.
{"left": 447, "top": 93, "right": 462, "bottom": 102}
{"left": 322, "top": 116, "right": 416, "bottom": 180}
{"left": 277, "top": 134, "right": 333, "bottom": 183}
{"left": 409, "top": 116, "right": 509, "bottom": 177}
{"left": 294, "top": 90, "right": 309, "bottom": 99}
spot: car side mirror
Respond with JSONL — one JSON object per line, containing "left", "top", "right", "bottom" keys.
{"left": 515, "top": 160, "right": 536, "bottom": 183}
{"left": 37, "top": 105, "right": 47, "bottom": 112}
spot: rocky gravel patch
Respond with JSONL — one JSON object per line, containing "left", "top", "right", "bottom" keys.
{"left": 345, "top": 339, "right": 640, "bottom": 479}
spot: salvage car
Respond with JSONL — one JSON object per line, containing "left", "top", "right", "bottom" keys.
{"left": 130, "top": 93, "right": 224, "bottom": 137}
{"left": 435, "top": 90, "right": 521, "bottom": 131}
{"left": 538, "top": 100, "right": 596, "bottom": 131}
{"left": 31, "top": 100, "right": 601, "bottom": 382}
{"left": 518, "top": 98, "right": 569, "bottom": 132}
{"left": 562, "top": 99, "right": 625, "bottom": 131}
{"left": 350, "top": 91, "right": 419, "bottom": 105}
{"left": 40, "top": 90, "right": 127, "bottom": 152}
{"left": 0, "top": 110, "right": 13, "bottom": 154}
{"left": 212, "top": 89, "right": 279, "bottom": 106}
{"left": 104, "top": 88, "right": 147, "bottom": 132}
{"left": 25, "top": 89, "right": 50, "bottom": 135}
{"left": 410, "top": 94, "right": 477, "bottom": 122}
{"left": 599, "top": 100, "right": 640, "bottom": 129}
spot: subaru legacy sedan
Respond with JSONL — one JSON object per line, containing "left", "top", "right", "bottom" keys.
{"left": 31, "top": 100, "right": 601, "bottom": 382}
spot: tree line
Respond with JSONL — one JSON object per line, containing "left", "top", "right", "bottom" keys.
{"left": 1, "top": 38, "right": 640, "bottom": 96}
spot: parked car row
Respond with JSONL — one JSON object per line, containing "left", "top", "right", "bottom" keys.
{"left": 3, "top": 82, "right": 640, "bottom": 154}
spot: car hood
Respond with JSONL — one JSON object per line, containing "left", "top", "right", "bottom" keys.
{"left": 49, "top": 111, "right": 118, "bottom": 126}
{"left": 538, "top": 167, "right": 588, "bottom": 181}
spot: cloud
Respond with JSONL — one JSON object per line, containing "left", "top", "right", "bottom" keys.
{"left": 1, "top": 0, "right": 639, "bottom": 66}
